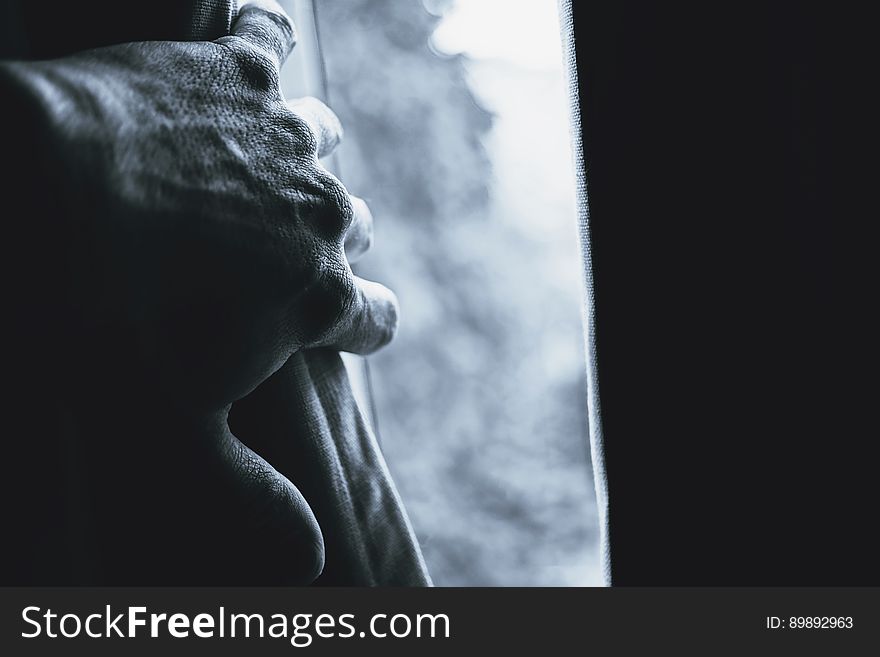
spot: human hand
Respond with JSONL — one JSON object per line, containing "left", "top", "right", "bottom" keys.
{"left": 4, "top": 0, "right": 395, "bottom": 411}
{"left": 0, "top": 0, "right": 394, "bottom": 584}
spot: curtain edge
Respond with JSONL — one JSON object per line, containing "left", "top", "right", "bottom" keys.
{"left": 558, "top": 0, "right": 611, "bottom": 587}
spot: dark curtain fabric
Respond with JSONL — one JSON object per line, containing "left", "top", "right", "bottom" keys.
{"left": 568, "top": 1, "right": 872, "bottom": 584}
{"left": 0, "top": 0, "right": 430, "bottom": 586}
{"left": 0, "top": 0, "right": 235, "bottom": 58}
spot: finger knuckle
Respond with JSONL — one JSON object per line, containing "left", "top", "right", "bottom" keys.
{"left": 225, "top": 38, "right": 280, "bottom": 92}
{"left": 306, "top": 173, "right": 354, "bottom": 239}
{"left": 248, "top": 53, "right": 281, "bottom": 92}
{"left": 301, "top": 263, "right": 356, "bottom": 341}
{"left": 324, "top": 268, "right": 359, "bottom": 322}
{"left": 279, "top": 110, "right": 319, "bottom": 155}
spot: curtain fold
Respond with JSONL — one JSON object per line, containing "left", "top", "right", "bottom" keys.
{"left": 230, "top": 351, "right": 432, "bottom": 586}
{"left": 0, "top": 0, "right": 235, "bottom": 58}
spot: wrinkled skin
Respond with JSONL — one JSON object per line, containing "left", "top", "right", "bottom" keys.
{"left": 0, "top": 1, "right": 395, "bottom": 583}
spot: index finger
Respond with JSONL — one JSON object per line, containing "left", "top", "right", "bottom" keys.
{"left": 286, "top": 97, "right": 344, "bottom": 158}
{"left": 314, "top": 276, "right": 400, "bottom": 356}
{"left": 230, "top": 0, "right": 297, "bottom": 69}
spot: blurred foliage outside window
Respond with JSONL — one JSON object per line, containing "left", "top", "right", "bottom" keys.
{"left": 315, "top": 0, "right": 600, "bottom": 586}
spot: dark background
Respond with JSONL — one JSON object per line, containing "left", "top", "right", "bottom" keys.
{"left": 574, "top": 1, "right": 872, "bottom": 584}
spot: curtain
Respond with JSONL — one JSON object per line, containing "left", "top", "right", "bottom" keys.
{"left": 560, "top": 1, "right": 867, "bottom": 584}
{"left": 230, "top": 350, "right": 432, "bottom": 586}
{"left": 557, "top": 0, "right": 610, "bottom": 586}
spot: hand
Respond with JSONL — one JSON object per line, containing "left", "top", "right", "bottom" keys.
{"left": 4, "top": 0, "right": 395, "bottom": 411}
{"left": 0, "top": 0, "right": 395, "bottom": 584}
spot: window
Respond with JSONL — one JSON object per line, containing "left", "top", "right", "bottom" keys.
{"left": 281, "top": 0, "right": 600, "bottom": 586}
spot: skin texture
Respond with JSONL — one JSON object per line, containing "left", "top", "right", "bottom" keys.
{"left": 0, "top": 1, "right": 396, "bottom": 584}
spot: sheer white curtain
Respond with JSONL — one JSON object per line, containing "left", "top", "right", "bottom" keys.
{"left": 558, "top": 0, "right": 610, "bottom": 586}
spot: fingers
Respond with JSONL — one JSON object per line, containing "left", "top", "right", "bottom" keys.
{"left": 229, "top": 0, "right": 297, "bottom": 69}
{"left": 344, "top": 196, "right": 374, "bottom": 263}
{"left": 286, "top": 97, "right": 343, "bottom": 158}
{"left": 286, "top": 99, "right": 372, "bottom": 262}
{"left": 316, "top": 276, "right": 399, "bottom": 355}
{"left": 219, "top": 424, "right": 325, "bottom": 584}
